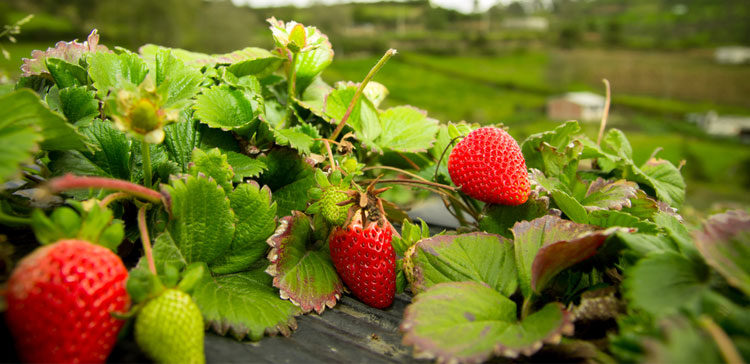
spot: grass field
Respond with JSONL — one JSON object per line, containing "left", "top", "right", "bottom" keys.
{"left": 325, "top": 51, "right": 750, "bottom": 212}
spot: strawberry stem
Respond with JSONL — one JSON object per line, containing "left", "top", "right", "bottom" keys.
{"left": 142, "top": 141, "right": 153, "bottom": 189}
{"left": 330, "top": 48, "right": 397, "bottom": 141}
{"left": 433, "top": 135, "right": 463, "bottom": 183}
{"left": 324, "top": 139, "right": 336, "bottom": 172}
{"left": 359, "top": 178, "right": 456, "bottom": 192}
{"left": 138, "top": 204, "right": 157, "bottom": 275}
{"left": 596, "top": 79, "right": 611, "bottom": 146}
{"left": 362, "top": 165, "right": 430, "bottom": 183}
{"left": 48, "top": 174, "right": 163, "bottom": 204}
{"left": 700, "top": 316, "right": 744, "bottom": 364}
{"left": 99, "top": 192, "right": 132, "bottom": 208}
{"left": 283, "top": 51, "right": 299, "bottom": 129}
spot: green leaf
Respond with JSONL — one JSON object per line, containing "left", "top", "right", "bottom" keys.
{"left": 621, "top": 190, "right": 662, "bottom": 221}
{"left": 59, "top": 86, "right": 98, "bottom": 125}
{"left": 46, "top": 58, "right": 88, "bottom": 89}
{"left": 479, "top": 193, "right": 549, "bottom": 239}
{"left": 512, "top": 215, "right": 621, "bottom": 296}
{"left": 266, "top": 212, "right": 343, "bottom": 314}
{"left": 401, "top": 282, "right": 574, "bottom": 363}
{"left": 654, "top": 212, "right": 698, "bottom": 260}
{"left": 580, "top": 178, "right": 639, "bottom": 212}
{"left": 623, "top": 251, "right": 710, "bottom": 316}
{"left": 88, "top": 51, "right": 149, "bottom": 96}
{"left": 406, "top": 232, "right": 517, "bottom": 297}
{"left": 228, "top": 56, "right": 283, "bottom": 79}
{"left": 155, "top": 50, "right": 203, "bottom": 108}
{"left": 628, "top": 158, "right": 686, "bottom": 208}
{"left": 616, "top": 232, "right": 677, "bottom": 256}
{"left": 163, "top": 116, "right": 201, "bottom": 172}
{"left": 193, "top": 85, "right": 261, "bottom": 132}
{"left": 694, "top": 210, "right": 750, "bottom": 296}
{"left": 192, "top": 266, "right": 301, "bottom": 341}
{"left": 140, "top": 44, "right": 278, "bottom": 68}
{"left": 644, "top": 317, "right": 722, "bottom": 364}
{"left": 0, "top": 124, "right": 40, "bottom": 184}
{"left": 225, "top": 151, "right": 266, "bottom": 182}
{"left": 295, "top": 77, "right": 332, "bottom": 118}
{"left": 189, "top": 148, "right": 234, "bottom": 193}
{"left": 163, "top": 175, "right": 235, "bottom": 265}
{"left": 1, "top": 89, "right": 87, "bottom": 151}
{"left": 211, "top": 181, "right": 277, "bottom": 275}
{"left": 588, "top": 210, "right": 659, "bottom": 234}
{"left": 376, "top": 106, "right": 439, "bottom": 153}
{"left": 521, "top": 120, "right": 581, "bottom": 171}
{"left": 550, "top": 190, "right": 588, "bottom": 224}
{"left": 323, "top": 84, "right": 381, "bottom": 151}
{"left": 257, "top": 148, "right": 317, "bottom": 217}
{"left": 294, "top": 39, "right": 333, "bottom": 93}
{"left": 601, "top": 129, "right": 633, "bottom": 160}
{"left": 149, "top": 231, "right": 188, "bottom": 276}
{"left": 78, "top": 119, "right": 131, "bottom": 180}
{"left": 273, "top": 128, "right": 315, "bottom": 155}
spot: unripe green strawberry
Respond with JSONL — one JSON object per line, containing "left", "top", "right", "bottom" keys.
{"left": 135, "top": 289, "right": 205, "bottom": 364}
{"left": 320, "top": 186, "right": 351, "bottom": 226}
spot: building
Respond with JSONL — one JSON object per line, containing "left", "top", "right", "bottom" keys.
{"left": 688, "top": 111, "right": 750, "bottom": 141}
{"left": 547, "top": 92, "right": 606, "bottom": 122}
{"left": 715, "top": 46, "right": 750, "bottom": 65}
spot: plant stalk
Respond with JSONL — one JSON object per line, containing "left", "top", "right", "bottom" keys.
{"left": 47, "top": 174, "right": 162, "bottom": 204}
{"left": 0, "top": 210, "right": 30, "bottom": 226}
{"left": 141, "top": 141, "right": 152, "bottom": 189}
{"left": 283, "top": 51, "right": 299, "bottom": 128}
{"left": 360, "top": 178, "right": 456, "bottom": 192}
{"left": 596, "top": 79, "right": 611, "bottom": 146}
{"left": 99, "top": 192, "right": 132, "bottom": 208}
{"left": 138, "top": 204, "right": 157, "bottom": 276}
{"left": 700, "top": 316, "right": 743, "bottom": 364}
{"left": 330, "top": 48, "right": 397, "bottom": 141}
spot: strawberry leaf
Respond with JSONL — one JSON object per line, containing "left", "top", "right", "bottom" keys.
{"left": 628, "top": 158, "right": 686, "bottom": 209}
{"left": 192, "top": 265, "right": 301, "bottom": 341}
{"left": 154, "top": 49, "right": 204, "bottom": 108}
{"left": 266, "top": 211, "right": 344, "bottom": 314}
{"left": 512, "top": 215, "right": 624, "bottom": 296}
{"left": 163, "top": 175, "right": 235, "bottom": 265}
{"left": 2, "top": 89, "right": 88, "bottom": 152}
{"left": 46, "top": 58, "right": 88, "bottom": 89}
{"left": 88, "top": 51, "right": 149, "bottom": 97}
{"left": 294, "top": 38, "right": 334, "bottom": 93}
{"left": 193, "top": 85, "right": 263, "bottom": 133}
{"left": 521, "top": 120, "right": 581, "bottom": 172}
{"left": 162, "top": 116, "right": 201, "bottom": 173}
{"left": 400, "top": 282, "right": 574, "bottom": 363}
{"left": 189, "top": 148, "right": 234, "bottom": 193}
{"left": 225, "top": 151, "right": 267, "bottom": 181}
{"left": 140, "top": 44, "right": 281, "bottom": 71}
{"left": 375, "top": 106, "right": 439, "bottom": 153}
{"left": 580, "top": 178, "right": 639, "bottom": 212}
{"left": 273, "top": 127, "right": 316, "bottom": 155}
{"left": 623, "top": 251, "right": 710, "bottom": 316}
{"left": 694, "top": 210, "right": 750, "bottom": 296}
{"left": 587, "top": 210, "right": 659, "bottom": 233}
{"left": 59, "top": 86, "right": 98, "bottom": 125}
{"left": 257, "top": 148, "right": 317, "bottom": 217}
{"left": 406, "top": 232, "right": 517, "bottom": 297}
{"left": 479, "top": 192, "right": 549, "bottom": 239}
{"left": 21, "top": 29, "right": 109, "bottom": 77}
{"left": 211, "top": 181, "right": 277, "bottom": 275}
{"left": 323, "top": 83, "right": 381, "bottom": 151}
{"left": 616, "top": 232, "right": 677, "bottom": 256}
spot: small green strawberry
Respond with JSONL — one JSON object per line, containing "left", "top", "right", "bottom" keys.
{"left": 319, "top": 186, "right": 351, "bottom": 225}
{"left": 307, "top": 169, "right": 354, "bottom": 226}
{"left": 134, "top": 288, "right": 205, "bottom": 364}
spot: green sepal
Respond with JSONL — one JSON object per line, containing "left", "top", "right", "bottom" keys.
{"left": 126, "top": 266, "right": 165, "bottom": 304}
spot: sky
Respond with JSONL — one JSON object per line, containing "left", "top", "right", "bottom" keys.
{"left": 229, "top": 0, "right": 511, "bottom": 14}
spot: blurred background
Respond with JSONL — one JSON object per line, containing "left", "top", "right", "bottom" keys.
{"left": 1, "top": 0, "right": 749, "bottom": 212}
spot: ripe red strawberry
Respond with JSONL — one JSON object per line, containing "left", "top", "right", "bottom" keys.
{"left": 5, "top": 239, "right": 130, "bottom": 363}
{"left": 448, "top": 126, "right": 530, "bottom": 205}
{"left": 329, "top": 217, "right": 396, "bottom": 309}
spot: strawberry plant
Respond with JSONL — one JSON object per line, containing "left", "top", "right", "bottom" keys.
{"left": 0, "top": 18, "right": 748, "bottom": 364}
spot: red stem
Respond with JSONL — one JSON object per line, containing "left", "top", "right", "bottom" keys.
{"left": 138, "top": 205, "right": 157, "bottom": 275}
{"left": 48, "top": 174, "right": 162, "bottom": 204}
